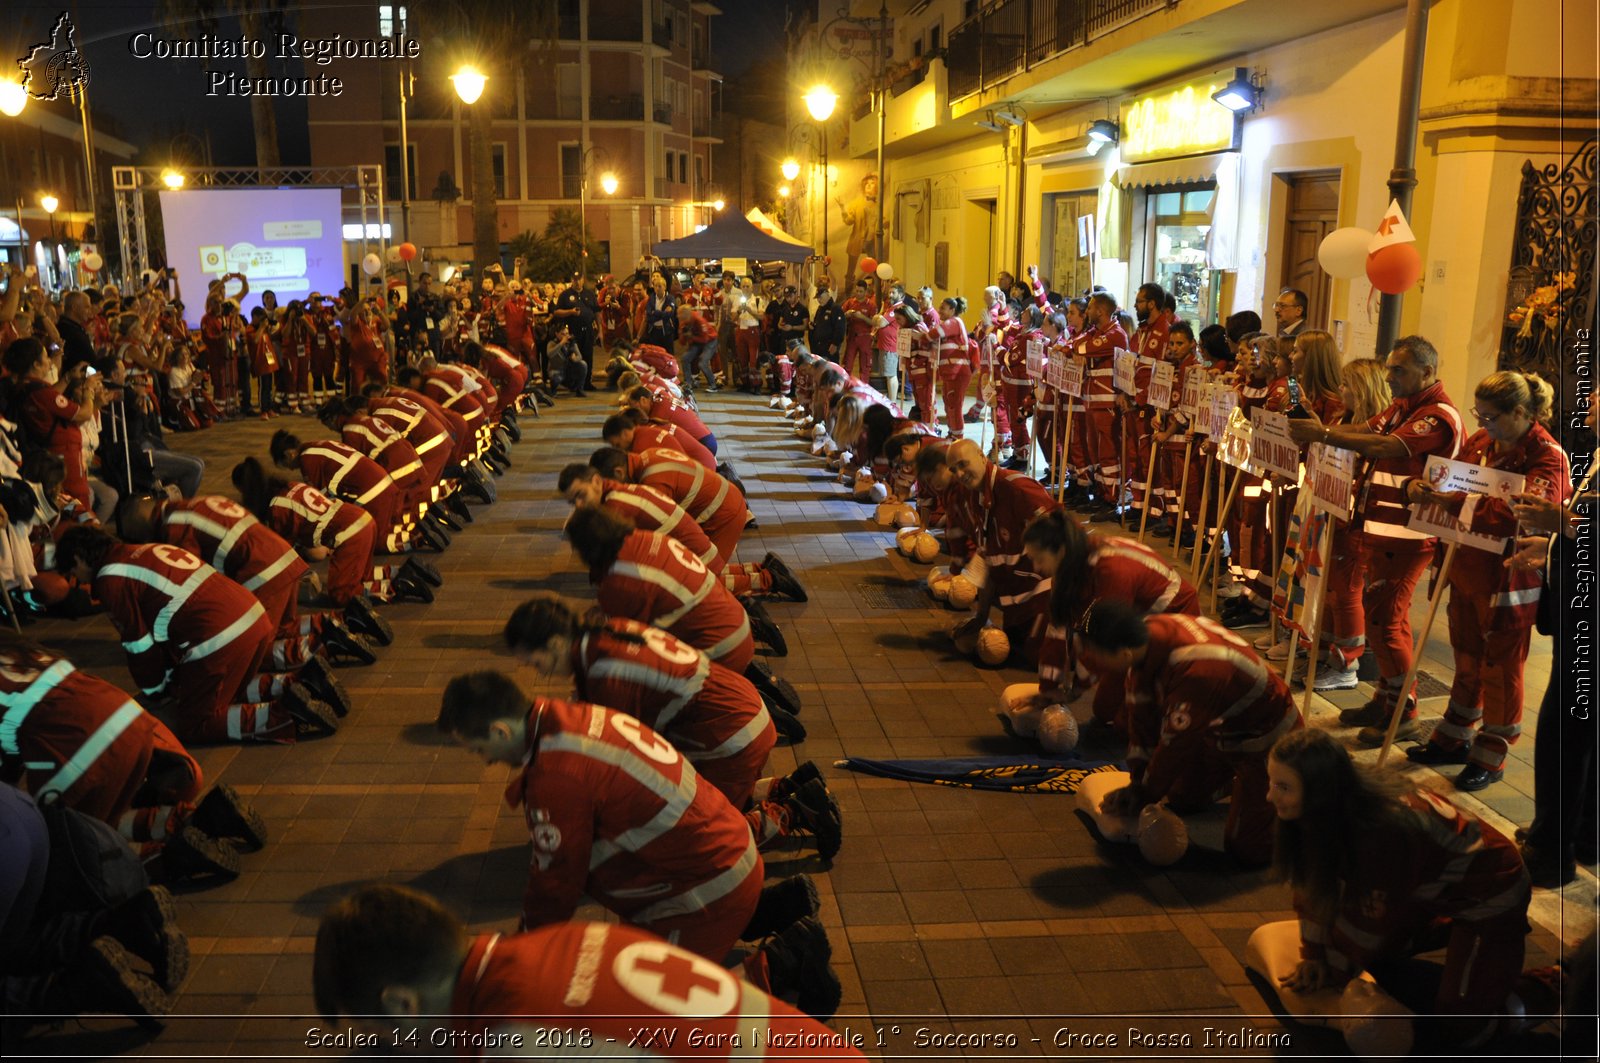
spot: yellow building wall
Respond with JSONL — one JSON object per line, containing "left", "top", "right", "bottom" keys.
{"left": 882, "top": 136, "right": 1010, "bottom": 309}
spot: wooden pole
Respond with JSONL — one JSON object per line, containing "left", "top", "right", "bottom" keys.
{"left": 1137, "top": 420, "right": 1162, "bottom": 543}
{"left": 1268, "top": 481, "right": 1283, "bottom": 648}
{"left": 1197, "top": 462, "right": 1244, "bottom": 589}
{"left": 1056, "top": 401, "right": 1074, "bottom": 504}
{"left": 1376, "top": 542, "right": 1458, "bottom": 767}
{"left": 1170, "top": 435, "right": 1195, "bottom": 554}
{"left": 1190, "top": 449, "right": 1216, "bottom": 576}
{"left": 1298, "top": 572, "right": 1332, "bottom": 718}
{"left": 1117, "top": 408, "right": 1130, "bottom": 528}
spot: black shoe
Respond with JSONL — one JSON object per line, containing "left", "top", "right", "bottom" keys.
{"left": 743, "top": 599, "right": 788, "bottom": 657}
{"left": 296, "top": 656, "right": 352, "bottom": 718}
{"left": 282, "top": 683, "right": 341, "bottom": 737}
{"left": 761, "top": 553, "right": 807, "bottom": 602}
{"left": 403, "top": 556, "right": 443, "bottom": 588}
{"left": 1148, "top": 520, "right": 1174, "bottom": 539}
{"left": 746, "top": 660, "right": 802, "bottom": 716}
{"left": 1339, "top": 699, "right": 1388, "bottom": 728}
{"left": 1520, "top": 841, "right": 1578, "bottom": 889}
{"left": 460, "top": 468, "right": 495, "bottom": 505}
{"left": 427, "top": 503, "right": 464, "bottom": 533}
{"left": 343, "top": 596, "right": 394, "bottom": 646}
{"left": 75, "top": 937, "right": 174, "bottom": 1028}
{"left": 1406, "top": 741, "right": 1471, "bottom": 766}
{"left": 743, "top": 875, "right": 821, "bottom": 939}
{"left": 101, "top": 886, "right": 189, "bottom": 991}
{"left": 162, "top": 824, "right": 241, "bottom": 881}
{"left": 391, "top": 570, "right": 435, "bottom": 603}
{"left": 445, "top": 492, "right": 475, "bottom": 524}
{"left": 500, "top": 414, "right": 521, "bottom": 444}
{"left": 1070, "top": 495, "right": 1101, "bottom": 514}
{"left": 1089, "top": 505, "right": 1122, "bottom": 523}
{"left": 1179, "top": 528, "right": 1196, "bottom": 548}
{"left": 415, "top": 520, "right": 450, "bottom": 552}
{"left": 1222, "top": 605, "right": 1270, "bottom": 629}
{"left": 1455, "top": 764, "right": 1504, "bottom": 792}
{"left": 784, "top": 777, "right": 842, "bottom": 860}
{"left": 320, "top": 618, "right": 379, "bottom": 666}
{"left": 191, "top": 784, "right": 268, "bottom": 850}
{"left": 767, "top": 760, "right": 824, "bottom": 802}
{"left": 769, "top": 703, "right": 807, "bottom": 743}
{"left": 761, "top": 917, "right": 841, "bottom": 1021}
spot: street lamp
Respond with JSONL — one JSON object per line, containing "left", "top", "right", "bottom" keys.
{"left": 575, "top": 145, "right": 616, "bottom": 280}
{"left": 0, "top": 77, "right": 25, "bottom": 118}
{"left": 161, "top": 169, "right": 185, "bottom": 190}
{"left": 450, "top": 65, "right": 487, "bottom": 105}
{"left": 780, "top": 158, "right": 800, "bottom": 182}
{"left": 801, "top": 85, "right": 837, "bottom": 263}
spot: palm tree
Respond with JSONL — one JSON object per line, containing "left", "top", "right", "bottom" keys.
{"left": 158, "top": 0, "right": 289, "bottom": 169}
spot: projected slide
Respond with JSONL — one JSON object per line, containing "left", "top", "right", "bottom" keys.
{"left": 159, "top": 188, "right": 346, "bottom": 328}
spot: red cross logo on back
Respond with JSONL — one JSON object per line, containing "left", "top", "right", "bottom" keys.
{"left": 613, "top": 941, "right": 738, "bottom": 1016}
{"left": 636, "top": 953, "right": 722, "bottom": 1003}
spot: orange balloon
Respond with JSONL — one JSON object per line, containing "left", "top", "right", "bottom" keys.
{"left": 1365, "top": 243, "right": 1422, "bottom": 295}
{"left": 397, "top": 242, "right": 418, "bottom": 262}
{"left": 858, "top": 256, "right": 877, "bottom": 276}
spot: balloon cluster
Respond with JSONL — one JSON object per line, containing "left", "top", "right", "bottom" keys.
{"left": 1315, "top": 199, "right": 1422, "bottom": 295}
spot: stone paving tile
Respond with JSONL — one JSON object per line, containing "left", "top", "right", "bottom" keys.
{"left": 10, "top": 390, "right": 1586, "bottom": 1059}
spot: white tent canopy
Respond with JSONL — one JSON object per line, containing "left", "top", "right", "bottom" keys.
{"left": 745, "top": 208, "right": 809, "bottom": 247}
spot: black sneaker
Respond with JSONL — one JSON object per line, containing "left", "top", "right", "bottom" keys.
{"left": 743, "top": 875, "right": 821, "bottom": 939}
{"left": 296, "top": 656, "right": 352, "bottom": 718}
{"left": 1405, "top": 741, "right": 1471, "bottom": 766}
{"left": 767, "top": 761, "right": 824, "bottom": 802}
{"left": 428, "top": 503, "right": 464, "bottom": 533}
{"left": 1222, "top": 605, "right": 1270, "bottom": 629}
{"left": 343, "top": 596, "right": 394, "bottom": 646}
{"left": 75, "top": 937, "right": 174, "bottom": 1029}
{"left": 320, "top": 619, "right": 379, "bottom": 667}
{"left": 1089, "top": 505, "right": 1123, "bottom": 524}
{"left": 761, "top": 553, "right": 807, "bottom": 603}
{"left": 282, "top": 683, "right": 341, "bottom": 737}
{"left": 461, "top": 469, "right": 495, "bottom": 505}
{"left": 761, "top": 917, "right": 841, "bottom": 1021}
{"left": 391, "top": 570, "right": 435, "bottom": 603}
{"left": 162, "top": 824, "right": 241, "bottom": 881}
{"left": 784, "top": 777, "right": 842, "bottom": 860}
{"left": 403, "top": 556, "right": 444, "bottom": 588}
{"left": 101, "top": 886, "right": 189, "bottom": 991}
{"left": 769, "top": 704, "right": 807, "bottom": 743}
{"left": 415, "top": 519, "right": 450, "bottom": 552}
{"left": 1454, "top": 764, "right": 1504, "bottom": 792}
{"left": 743, "top": 599, "right": 788, "bottom": 657}
{"left": 191, "top": 784, "right": 268, "bottom": 850}
{"left": 445, "top": 492, "right": 475, "bottom": 523}
{"left": 745, "top": 660, "right": 801, "bottom": 716}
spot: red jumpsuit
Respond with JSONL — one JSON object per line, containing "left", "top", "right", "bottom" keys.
{"left": 200, "top": 310, "right": 240, "bottom": 411}
{"left": 627, "top": 448, "right": 744, "bottom": 562}
{"left": 840, "top": 294, "right": 876, "bottom": 381}
{"left": 268, "top": 483, "right": 397, "bottom": 607}
{"left": 902, "top": 305, "right": 939, "bottom": 426}
{"left": 1294, "top": 789, "right": 1530, "bottom": 1017}
{"left": 600, "top": 479, "right": 717, "bottom": 568}
{"left": 0, "top": 642, "right": 201, "bottom": 838}
{"left": 92, "top": 542, "right": 294, "bottom": 744}
{"left": 1346, "top": 381, "right": 1462, "bottom": 713}
{"left": 507, "top": 696, "right": 763, "bottom": 973}
{"left": 933, "top": 314, "right": 972, "bottom": 439}
{"left": 344, "top": 316, "right": 387, "bottom": 389}
{"left": 633, "top": 343, "right": 681, "bottom": 381}
{"left": 450, "top": 922, "right": 861, "bottom": 1059}
{"left": 1033, "top": 333, "right": 1087, "bottom": 484}
{"left": 157, "top": 495, "right": 323, "bottom": 668}
{"left": 1155, "top": 355, "right": 1206, "bottom": 525}
{"left": 593, "top": 530, "right": 754, "bottom": 673}
{"left": 309, "top": 308, "right": 338, "bottom": 386}
{"left": 627, "top": 421, "right": 715, "bottom": 472}
{"left": 479, "top": 343, "right": 529, "bottom": 418}
{"left": 368, "top": 393, "right": 454, "bottom": 487}
{"left": 394, "top": 386, "right": 474, "bottom": 468}
{"left": 649, "top": 394, "right": 713, "bottom": 450}
{"left": 970, "top": 465, "right": 1061, "bottom": 665}
{"left": 339, "top": 413, "right": 427, "bottom": 516}
{"left": 1127, "top": 314, "right": 1170, "bottom": 513}
{"left": 1426, "top": 423, "right": 1569, "bottom": 770}
{"left": 19, "top": 382, "right": 89, "bottom": 509}
{"left": 1073, "top": 320, "right": 1130, "bottom": 500}
{"left": 297, "top": 440, "right": 412, "bottom": 553}
{"left": 1121, "top": 614, "right": 1303, "bottom": 866}
{"left": 421, "top": 367, "right": 490, "bottom": 451}
{"left": 999, "top": 320, "right": 1039, "bottom": 458}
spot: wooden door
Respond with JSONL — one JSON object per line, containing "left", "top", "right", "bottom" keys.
{"left": 1281, "top": 172, "right": 1340, "bottom": 328}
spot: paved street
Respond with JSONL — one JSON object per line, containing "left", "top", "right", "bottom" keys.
{"left": 16, "top": 389, "right": 1587, "bottom": 1059}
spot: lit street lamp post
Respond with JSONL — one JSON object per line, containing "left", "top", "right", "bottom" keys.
{"left": 40, "top": 194, "right": 59, "bottom": 289}
{"left": 576, "top": 145, "right": 618, "bottom": 280}
{"left": 803, "top": 86, "right": 838, "bottom": 266}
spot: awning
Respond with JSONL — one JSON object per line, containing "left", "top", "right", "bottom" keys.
{"left": 1115, "top": 151, "right": 1234, "bottom": 189}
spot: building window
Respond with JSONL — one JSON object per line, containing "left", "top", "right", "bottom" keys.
{"left": 378, "top": 4, "right": 407, "bottom": 37}
{"left": 562, "top": 143, "right": 582, "bottom": 198}
{"left": 492, "top": 143, "right": 508, "bottom": 199}
{"left": 677, "top": 153, "right": 688, "bottom": 185}
{"left": 1143, "top": 186, "right": 1217, "bottom": 322}
{"left": 663, "top": 148, "right": 674, "bottom": 184}
{"left": 384, "top": 143, "right": 417, "bottom": 200}
{"left": 928, "top": 23, "right": 941, "bottom": 53}
{"left": 694, "top": 155, "right": 704, "bottom": 192}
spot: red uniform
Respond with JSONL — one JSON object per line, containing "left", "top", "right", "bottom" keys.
{"left": 394, "top": 386, "right": 474, "bottom": 468}
{"left": 92, "top": 542, "right": 293, "bottom": 743}
{"left": 649, "top": 394, "right": 714, "bottom": 449}
{"left": 933, "top": 314, "right": 971, "bottom": 438}
{"left": 900, "top": 305, "right": 939, "bottom": 426}
{"left": 1295, "top": 790, "right": 1529, "bottom": 1017}
{"left": 297, "top": 440, "right": 412, "bottom": 553}
{"left": 200, "top": 309, "right": 241, "bottom": 411}
{"left": 1127, "top": 313, "right": 1171, "bottom": 512}
{"left": 368, "top": 393, "right": 454, "bottom": 487}
{"left": 1074, "top": 319, "right": 1131, "bottom": 499}
{"left": 840, "top": 294, "right": 877, "bottom": 381}
{"left": 421, "top": 366, "right": 490, "bottom": 446}
{"left": 344, "top": 316, "right": 388, "bottom": 389}
{"left": 478, "top": 343, "right": 529, "bottom": 418}
{"left": 0, "top": 643, "right": 200, "bottom": 835}
{"left": 338, "top": 413, "right": 427, "bottom": 514}
{"left": 969, "top": 465, "right": 1061, "bottom": 664}
{"left": 599, "top": 479, "right": 717, "bottom": 568}
{"left": 267, "top": 482, "right": 396, "bottom": 607}
{"left": 1120, "top": 614, "right": 1302, "bottom": 866}
{"left": 506, "top": 696, "right": 763, "bottom": 969}
{"left": 628, "top": 448, "right": 744, "bottom": 562}
{"left": 627, "top": 421, "right": 716, "bottom": 471}
{"left": 18, "top": 381, "right": 89, "bottom": 508}
{"left": 592, "top": 531, "right": 754, "bottom": 674}
{"left": 633, "top": 343, "right": 680, "bottom": 381}
{"left": 1347, "top": 380, "right": 1462, "bottom": 712}
{"left": 450, "top": 923, "right": 862, "bottom": 1060}
{"left": 1425, "top": 423, "right": 1569, "bottom": 770}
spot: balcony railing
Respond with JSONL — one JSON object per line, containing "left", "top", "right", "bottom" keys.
{"left": 947, "top": 0, "right": 1169, "bottom": 99}
{"left": 592, "top": 93, "right": 645, "bottom": 121}
{"left": 652, "top": 102, "right": 674, "bottom": 124}
{"left": 652, "top": 21, "right": 674, "bottom": 47}
{"left": 692, "top": 45, "right": 713, "bottom": 70}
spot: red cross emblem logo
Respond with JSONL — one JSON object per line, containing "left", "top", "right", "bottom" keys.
{"left": 613, "top": 941, "right": 737, "bottom": 1016}
{"left": 1377, "top": 214, "right": 1400, "bottom": 236}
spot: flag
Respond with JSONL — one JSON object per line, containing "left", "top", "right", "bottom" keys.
{"left": 838, "top": 754, "right": 1122, "bottom": 794}
{"left": 1368, "top": 198, "right": 1416, "bottom": 253}
{"left": 1271, "top": 487, "right": 1327, "bottom": 638}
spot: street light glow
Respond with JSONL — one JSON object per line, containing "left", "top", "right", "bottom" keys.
{"left": 712, "top": 199, "right": 725, "bottom": 212}
{"left": 40, "top": 194, "right": 59, "bottom": 214}
{"left": 780, "top": 158, "right": 800, "bottom": 182}
{"left": 451, "top": 65, "right": 487, "bottom": 104}
{"left": 599, "top": 172, "right": 619, "bottom": 196}
{"left": 777, "top": 185, "right": 790, "bottom": 198}
{"left": 162, "top": 169, "right": 185, "bottom": 190}
{"left": 803, "top": 85, "right": 838, "bottom": 122}
{"left": 0, "top": 77, "right": 25, "bottom": 117}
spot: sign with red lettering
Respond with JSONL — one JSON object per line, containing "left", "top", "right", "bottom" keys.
{"left": 1407, "top": 455, "right": 1527, "bottom": 552}
{"left": 1218, "top": 408, "right": 1253, "bottom": 470}
{"left": 1113, "top": 348, "right": 1138, "bottom": 395}
{"left": 1178, "top": 369, "right": 1201, "bottom": 417}
{"left": 1026, "top": 337, "right": 1045, "bottom": 381}
{"left": 1247, "top": 407, "right": 1301, "bottom": 480}
{"left": 1147, "top": 360, "right": 1175, "bottom": 411}
{"left": 1306, "top": 443, "right": 1356, "bottom": 520}
{"left": 1206, "top": 385, "right": 1239, "bottom": 439}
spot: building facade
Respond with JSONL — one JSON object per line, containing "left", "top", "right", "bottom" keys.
{"left": 788, "top": 0, "right": 1596, "bottom": 407}
{"left": 302, "top": 0, "right": 723, "bottom": 278}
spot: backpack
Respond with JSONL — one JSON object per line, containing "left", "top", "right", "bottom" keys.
{"left": 39, "top": 800, "right": 150, "bottom": 912}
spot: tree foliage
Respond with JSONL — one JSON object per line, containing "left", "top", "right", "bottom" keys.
{"left": 508, "top": 209, "right": 608, "bottom": 283}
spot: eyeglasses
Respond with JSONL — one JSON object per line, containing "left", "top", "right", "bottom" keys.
{"left": 1470, "top": 408, "right": 1507, "bottom": 424}
{"left": 1271, "top": 301, "right": 1296, "bottom": 310}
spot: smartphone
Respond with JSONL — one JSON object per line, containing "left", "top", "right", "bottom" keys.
{"left": 85, "top": 366, "right": 100, "bottom": 377}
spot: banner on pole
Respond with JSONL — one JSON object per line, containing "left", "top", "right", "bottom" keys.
{"left": 1113, "top": 348, "right": 1138, "bottom": 395}
{"left": 1272, "top": 487, "right": 1328, "bottom": 637}
{"left": 1218, "top": 407, "right": 1253, "bottom": 470}
{"left": 1206, "top": 385, "right": 1240, "bottom": 439}
{"left": 1306, "top": 443, "right": 1356, "bottom": 520}
{"left": 1247, "top": 407, "right": 1300, "bottom": 481}
{"left": 895, "top": 328, "right": 912, "bottom": 360}
{"left": 1178, "top": 369, "right": 1201, "bottom": 417}
{"left": 1147, "top": 360, "right": 1175, "bottom": 411}
{"left": 1407, "top": 456, "right": 1526, "bottom": 552}
{"left": 1026, "top": 337, "right": 1045, "bottom": 381}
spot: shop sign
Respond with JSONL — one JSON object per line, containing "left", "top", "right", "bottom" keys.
{"left": 1119, "top": 75, "right": 1240, "bottom": 164}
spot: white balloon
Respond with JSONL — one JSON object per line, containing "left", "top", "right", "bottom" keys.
{"left": 1317, "top": 227, "right": 1376, "bottom": 280}
{"left": 977, "top": 627, "right": 1010, "bottom": 666}
{"left": 80, "top": 251, "right": 103, "bottom": 272}
{"left": 361, "top": 253, "right": 383, "bottom": 276}
{"left": 384, "top": 245, "right": 403, "bottom": 264}
{"left": 875, "top": 261, "right": 894, "bottom": 280}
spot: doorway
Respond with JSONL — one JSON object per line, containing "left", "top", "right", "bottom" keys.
{"left": 1144, "top": 186, "right": 1216, "bottom": 323}
{"left": 1280, "top": 171, "right": 1340, "bottom": 327}
{"left": 963, "top": 197, "right": 996, "bottom": 294}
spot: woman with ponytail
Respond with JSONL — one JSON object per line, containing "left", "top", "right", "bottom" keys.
{"left": 1401, "top": 370, "right": 1570, "bottom": 792}
{"left": 934, "top": 296, "right": 971, "bottom": 439}
{"left": 503, "top": 595, "right": 840, "bottom": 859}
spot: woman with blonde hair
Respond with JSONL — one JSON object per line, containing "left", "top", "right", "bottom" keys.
{"left": 1402, "top": 370, "right": 1569, "bottom": 791}
{"left": 1289, "top": 329, "right": 1343, "bottom": 420}
{"left": 1310, "top": 358, "right": 1391, "bottom": 691}
{"left": 826, "top": 394, "right": 868, "bottom": 467}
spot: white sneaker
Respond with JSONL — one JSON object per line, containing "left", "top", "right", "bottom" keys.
{"left": 1253, "top": 631, "right": 1277, "bottom": 651}
{"left": 1313, "top": 661, "right": 1359, "bottom": 692}
{"left": 1266, "top": 637, "right": 1295, "bottom": 661}
{"left": 1216, "top": 580, "right": 1244, "bottom": 600}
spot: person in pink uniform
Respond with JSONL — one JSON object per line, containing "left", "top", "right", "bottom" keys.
{"left": 1074, "top": 292, "right": 1131, "bottom": 517}
{"left": 933, "top": 296, "right": 972, "bottom": 439}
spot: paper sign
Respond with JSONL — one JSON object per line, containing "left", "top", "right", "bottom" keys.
{"left": 1218, "top": 407, "right": 1254, "bottom": 470}
{"left": 1113, "top": 348, "right": 1138, "bottom": 395}
{"left": 1148, "top": 360, "right": 1175, "bottom": 411}
{"left": 895, "top": 328, "right": 912, "bottom": 359}
{"left": 1248, "top": 407, "right": 1300, "bottom": 481}
{"left": 1306, "top": 443, "right": 1357, "bottom": 520}
{"left": 722, "top": 257, "right": 747, "bottom": 276}
{"left": 1058, "top": 357, "right": 1085, "bottom": 397}
{"left": 1026, "top": 337, "right": 1045, "bottom": 381}
{"left": 1407, "top": 455, "right": 1526, "bottom": 552}
{"left": 1178, "top": 369, "right": 1201, "bottom": 417}
{"left": 1207, "top": 386, "right": 1240, "bottom": 439}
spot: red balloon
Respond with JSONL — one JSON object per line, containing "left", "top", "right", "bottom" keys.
{"left": 1365, "top": 243, "right": 1422, "bottom": 295}
{"left": 397, "top": 242, "right": 418, "bottom": 262}
{"left": 858, "top": 255, "right": 877, "bottom": 276}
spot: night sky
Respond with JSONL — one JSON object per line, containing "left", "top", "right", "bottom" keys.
{"left": 4, "top": 1, "right": 793, "bottom": 167}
